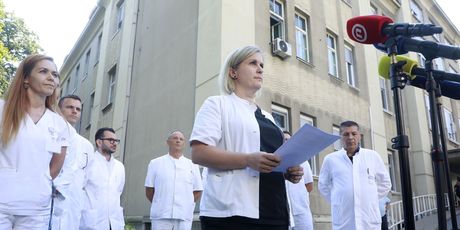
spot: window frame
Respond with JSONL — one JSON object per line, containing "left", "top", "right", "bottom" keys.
{"left": 388, "top": 150, "right": 400, "bottom": 192}
{"left": 269, "top": 0, "right": 285, "bottom": 41}
{"left": 115, "top": 0, "right": 125, "bottom": 33}
{"left": 443, "top": 107, "right": 457, "bottom": 142}
{"left": 380, "top": 78, "right": 390, "bottom": 112}
{"left": 345, "top": 44, "right": 356, "bottom": 87}
{"left": 327, "top": 33, "right": 339, "bottom": 78}
{"left": 410, "top": 0, "right": 423, "bottom": 22}
{"left": 300, "top": 114, "right": 320, "bottom": 176}
{"left": 295, "top": 12, "right": 310, "bottom": 62}
{"left": 271, "top": 104, "right": 290, "bottom": 132}
{"left": 107, "top": 65, "right": 117, "bottom": 106}
{"left": 83, "top": 49, "right": 91, "bottom": 80}
{"left": 332, "top": 125, "right": 342, "bottom": 150}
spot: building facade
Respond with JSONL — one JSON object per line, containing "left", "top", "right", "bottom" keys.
{"left": 59, "top": 0, "right": 460, "bottom": 229}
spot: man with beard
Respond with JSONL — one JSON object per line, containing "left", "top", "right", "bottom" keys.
{"left": 81, "top": 128, "right": 125, "bottom": 230}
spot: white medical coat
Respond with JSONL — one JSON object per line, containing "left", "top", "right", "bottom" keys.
{"left": 318, "top": 148, "right": 391, "bottom": 230}
{"left": 81, "top": 151, "right": 125, "bottom": 230}
{"left": 0, "top": 100, "right": 71, "bottom": 215}
{"left": 52, "top": 133, "right": 94, "bottom": 230}
{"left": 190, "top": 93, "right": 278, "bottom": 219}
{"left": 145, "top": 154, "right": 203, "bottom": 221}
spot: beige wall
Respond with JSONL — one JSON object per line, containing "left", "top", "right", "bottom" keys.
{"left": 58, "top": 0, "right": 460, "bottom": 228}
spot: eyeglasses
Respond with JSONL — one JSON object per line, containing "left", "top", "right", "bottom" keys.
{"left": 100, "top": 138, "right": 121, "bottom": 144}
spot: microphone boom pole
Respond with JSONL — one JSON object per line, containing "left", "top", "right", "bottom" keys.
{"left": 385, "top": 38, "right": 416, "bottom": 230}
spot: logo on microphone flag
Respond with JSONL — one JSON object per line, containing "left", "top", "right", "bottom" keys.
{"left": 351, "top": 24, "right": 367, "bottom": 42}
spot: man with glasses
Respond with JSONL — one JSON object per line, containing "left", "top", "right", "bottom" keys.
{"left": 52, "top": 95, "right": 94, "bottom": 230}
{"left": 82, "top": 127, "right": 125, "bottom": 230}
{"left": 145, "top": 131, "right": 203, "bottom": 230}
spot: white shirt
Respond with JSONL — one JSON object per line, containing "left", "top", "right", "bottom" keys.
{"left": 287, "top": 161, "right": 313, "bottom": 215}
{"left": 52, "top": 133, "right": 94, "bottom": 230}
{"left": 190, "top": 93, "right": 268, "bottom": 219}
{"left": 82, "top": 151, "right": 125, "bottom": 230}
{"left": 145, "top": 154, "right": 203, "bottom": 221}
{"left": 0, "top": 100, "right": 71, "bottom": 215}
{"left": 318, "top": 148, "right": 391, "bottom": 230}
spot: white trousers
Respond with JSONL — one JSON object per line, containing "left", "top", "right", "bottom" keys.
{"left": 291, "top": 212, "right": 314, "bottom": 230}
{"left": 0, "top": 211, "right": 50, "bottom": 230}
{"left": 151, "top": 218, "right": 192, "bottom": 230}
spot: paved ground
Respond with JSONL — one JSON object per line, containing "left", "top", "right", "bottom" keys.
{"left": 414, "top": 207, "right": 460, "bottom": 230}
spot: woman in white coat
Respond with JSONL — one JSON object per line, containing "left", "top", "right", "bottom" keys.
{"left": 190, "top": 45, "right": 303, "bottom": 230}
{"left": 0, "top": 54, "right": 70, "bottom": 229}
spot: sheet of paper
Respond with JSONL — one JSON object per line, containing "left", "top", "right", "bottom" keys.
{"left": 274, "top": 123, "right": 340, "bottom": 172}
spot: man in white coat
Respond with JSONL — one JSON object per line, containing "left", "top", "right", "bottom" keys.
{"left": 318, "top": 120, "right": 391, "bottom": 230}
{"left": 52, "top": 95, "right": 94, "bottom": 230}
{"left": 145, "top": 131, "right": 203, "bottom": 230}
{"left": 82, "top": 127, "right": 125, "bottom": 230}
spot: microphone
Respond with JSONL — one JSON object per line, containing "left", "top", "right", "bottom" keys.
{"left": 378, "top": 55, "right": 460, "bottom": 99}
{"left": 347, "top": 15, "right": 442, "bottom": 44}
{"left": 397, "top": 37, "right": 460, "bottom": 60}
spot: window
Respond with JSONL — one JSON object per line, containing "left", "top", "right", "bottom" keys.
{"left": 380, "top": 78, "right": 390, "bottom": 111}
{"left": 388, "top": 151, "right": 400, "bottom": 192}
{"left": 448, "top": 65, "right": 457, "bottom": 74}
{"left": 300, "top": 114, "right": 320, "bottom": 176}
{"left": 410, "top": 0, "right": 423, "bottom": 22}
{"left": 86, "top": 92, "right": 95, "bottom": 129}
{"left": 72, "top": 65, "right": 80, "bottom": 94}
{"left": 65, "top": 78, "right": 70, "bottom": 96}
{"left": 327, "top": 33, "right": 338, "bottom": 77}
{"left": 424, "top": 93, "right": 431, "bottom": 130}
{"left": 115, "top": 0, "right": 125, "bottom": 32}
{"left": 272, "top": 104, "right": 289, "bottom": 131}
{"left": 418, "top": 53, "right": 426, "bottom": 67}
{"left": 444, "top": 38, "right": 453, "bottom": 46}
{"left": 269, "top": 0, "right": 285, "bottom": 40}
{"left": 83, "top": 50, "right": 91, "bottom": 79}
{"left": 295, "top": 13, "right": 310, "bottom": 62}
{"left": 370, "top": 4, "right": 378, "bottom": 15}
{"left": 428, "top": 19, "right": 440, "bottom": 41}
{"left": 332, "top": 126, "right": 342, "bottom": 150}
{"left": 76, "top": 103, "right": 83, "bottom": 132}
{"left": 443, "top": 108, "right": 457, "bottom": 142}
{"left": 434, "top": 58, "right": 445, "bottom": 71}
{"left": 107, "top": 66, "right": 117, "bottom": 105}
{"left": 96, "top": 33, "right": 102, "bottom": 62}
{"left": 345, "top": 45, "right": 356, "bottom": 87}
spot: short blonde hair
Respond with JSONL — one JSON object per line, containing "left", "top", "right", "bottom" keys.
{"left": 219, "top": 45, "right": 262, "bottom": 95}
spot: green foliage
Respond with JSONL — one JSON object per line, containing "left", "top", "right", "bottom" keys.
{"left": 0, "top": 0, "right": 42, "bottom": 96}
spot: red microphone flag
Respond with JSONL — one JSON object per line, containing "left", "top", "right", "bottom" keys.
{"left": 346, "top": 15, "right": 393, "bottom": 44}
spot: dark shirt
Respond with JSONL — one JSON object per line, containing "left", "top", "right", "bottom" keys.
{"left": 255, "top": 107, "right": 289, "bottom": 226}
{"left": 348, "top": 147, "right": 360, "bottom": 163}
{"left": 200, "top": 107, "right": 289, "bottom": 228}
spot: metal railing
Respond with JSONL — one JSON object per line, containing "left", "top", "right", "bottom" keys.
{"left": 388, "top": 193, "right": 449, "bottom": 229}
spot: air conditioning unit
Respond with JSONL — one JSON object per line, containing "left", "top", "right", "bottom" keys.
{"left": 272, "top": 38, "right": 292, "bottom": 58}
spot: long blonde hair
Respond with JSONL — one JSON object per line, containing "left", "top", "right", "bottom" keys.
{"left": 219, "top": 45, "right": 262, "bottom": 95}
{"left": 1, "top": 54, "right": 58, "bottom": 146}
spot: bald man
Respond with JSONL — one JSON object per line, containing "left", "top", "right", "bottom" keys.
{"left": 145, "top": 131, "right": 203, "bottom": 230}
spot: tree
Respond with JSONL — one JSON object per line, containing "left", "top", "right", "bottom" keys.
{"left": 0, "top": 0, "right": 42, "bottom": 95}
